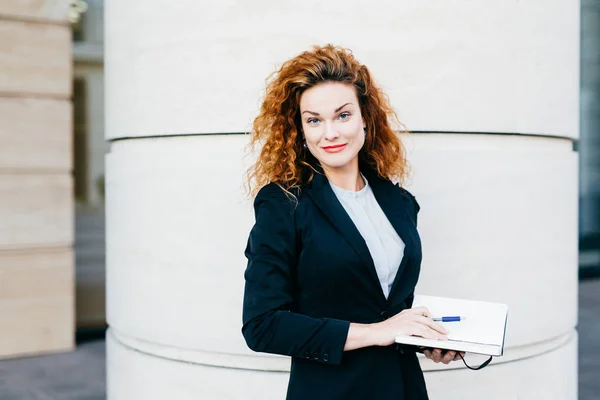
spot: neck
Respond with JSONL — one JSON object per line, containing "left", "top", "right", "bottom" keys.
{"left": 322, "top": 161, "right": 364, "bottom": 192}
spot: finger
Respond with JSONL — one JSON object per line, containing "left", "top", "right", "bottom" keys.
{"left": 427, "top": 352, "right": 439, "bottom": 363}
{"left": 414, "top": 324, "right": 446, "bottom": 341}
{"left": 425, "top": 350, "right": 439, "bottom": 363}
{"left": 411, "top": 307, "right": 432, "bottom": 318}
{"left": 416, "top": 316, "right": 449, "bottom": 336}
{"left": 442, "top": 350, "right": 456, "bottom": 364}
{"left": 432, "top": 348, "right": 443, "bottom": 363}
{"left": 453, "top": 353, "right": 462, "bottom": 361}
{"left": 413, "top": 325, "right": 435, "bottom": 340}
{"left": 423, "top": 350, "right": 432, "bottom": 359}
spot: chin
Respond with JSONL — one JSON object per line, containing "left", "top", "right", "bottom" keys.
{"left": 318, "top": 156, "right": 356, "bottom": 170}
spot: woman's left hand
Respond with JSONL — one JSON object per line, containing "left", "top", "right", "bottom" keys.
{"left": 423, "top": 348, "right": 465, "bottom": 364}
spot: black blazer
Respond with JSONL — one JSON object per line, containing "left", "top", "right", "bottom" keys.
{"left": 242, "top": 169, "right": 428, "bottom": 400}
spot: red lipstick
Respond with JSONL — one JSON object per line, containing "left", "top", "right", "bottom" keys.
{"left": 322, "top": 144, "right": 347, "bottom": 153}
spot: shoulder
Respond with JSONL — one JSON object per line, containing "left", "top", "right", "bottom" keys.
{"left": 254, "top": 182, "right": 302, "bottom": 215}
{"left": 397, "top": 185, "right": 420, "bottom": 214}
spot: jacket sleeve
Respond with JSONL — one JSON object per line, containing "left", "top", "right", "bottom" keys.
{"left": 241, "top": 183, "right": 350, "bottom": 365}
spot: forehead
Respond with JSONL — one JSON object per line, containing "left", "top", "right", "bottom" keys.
{"left": 299, "top": 82, "right": 358, "bottom": 111}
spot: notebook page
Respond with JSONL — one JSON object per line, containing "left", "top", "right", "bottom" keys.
{"left": 412, "top": 295, "right": 508, "bottom": 346}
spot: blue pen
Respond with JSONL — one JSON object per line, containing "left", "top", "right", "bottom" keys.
{"left": 433, "top": 316, "right": 463, "bottom": 322}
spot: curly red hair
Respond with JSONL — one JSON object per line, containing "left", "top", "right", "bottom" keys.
{"left": 246, "top": 44, "right": 410, "bottom": 197}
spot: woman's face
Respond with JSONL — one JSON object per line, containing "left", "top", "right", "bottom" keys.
{"left": 299, "top": 82, "right": 366, "bottom": 173}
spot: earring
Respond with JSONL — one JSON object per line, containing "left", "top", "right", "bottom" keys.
{"left": 303, "top": 142, "right": 308, "bottom": 149}
{"left": 363, "top": 127, "right": 367, "bottom": 136}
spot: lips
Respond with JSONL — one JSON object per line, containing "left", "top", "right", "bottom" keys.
{"left": 322, "top": 144, "right": 347, "bottom": 153}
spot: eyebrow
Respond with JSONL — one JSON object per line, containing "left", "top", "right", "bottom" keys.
{"left": 301, "top": 102, "right": 353, "bottom": 116}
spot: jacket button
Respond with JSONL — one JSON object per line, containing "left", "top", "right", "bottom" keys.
{"left": 380, "top": 310, "right": 388, "bottom": 319}
{"left": 323, "top": 354, "right": 329, "bottom": 362}
{"left": 313, "top": 352, "right": 320, "bottom": 360}
{"left": 304, "top": 351, "right": 310, "bottom": 359}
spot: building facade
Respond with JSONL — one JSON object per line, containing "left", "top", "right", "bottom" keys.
{"left": 0, "top": 1, "right": 74, "bottom": 359}
{"left": 72, "top": 0, "right": 107, "bottom": 330}
{"left": 580, "top": 0, "right": 600, "bottom": 276}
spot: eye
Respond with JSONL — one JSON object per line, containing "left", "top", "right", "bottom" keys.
{"left": 306, "top": 117, "right": 320, "bottom": 125}
{"left": 338, "top": 112, "right": 351, "bottom": 121}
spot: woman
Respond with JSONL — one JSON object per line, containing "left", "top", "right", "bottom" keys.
{"left": 242, "top": 45, "right": 461, "bottom": 400}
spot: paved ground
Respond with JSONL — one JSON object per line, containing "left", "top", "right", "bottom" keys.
{"left": 0, "top": 278, "right": 596, "bottom": 399}
{"left": 579, "top": 278, "right": 600, "bottom": 399}
{"left": 0, "top": 339, "right": 105, "bottom": 400}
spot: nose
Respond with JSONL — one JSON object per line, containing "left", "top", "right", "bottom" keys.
{"left": 324, "top": 122, "right": 340, "bottom": 140}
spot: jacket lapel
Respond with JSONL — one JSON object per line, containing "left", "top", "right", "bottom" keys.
{"left": 306, "top": 171, "right": 387, "bottom": 304}
{"left": 305, "top": 169, "right": 417, "bottom": 304}
{"left": 363, "top": 170, "right": 415, "bottom": 300}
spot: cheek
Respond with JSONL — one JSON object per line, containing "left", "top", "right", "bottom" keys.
{"left": 344, "top": 124, "right": 365, "bottom": 143}
{"left": 303, "top": 129, "right": 321, "bottom": 145}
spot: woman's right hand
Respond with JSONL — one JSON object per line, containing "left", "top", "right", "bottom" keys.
{"left": 371, "top": 307, "right": 448, "bottom": 347}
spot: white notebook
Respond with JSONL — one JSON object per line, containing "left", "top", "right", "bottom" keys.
{"left": 395, "top": 295, "right": 508, "bottom": 356}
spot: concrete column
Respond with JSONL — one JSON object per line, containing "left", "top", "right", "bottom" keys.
{"left": 105, "top": 1, "right": 579, "bottom": 398}
{"left": 0, "top": 1, "right": 74, "bottom": 358}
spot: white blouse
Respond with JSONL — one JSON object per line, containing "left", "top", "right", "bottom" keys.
{"left": 329, "top": 175, "right": 405, "bottom": 298}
